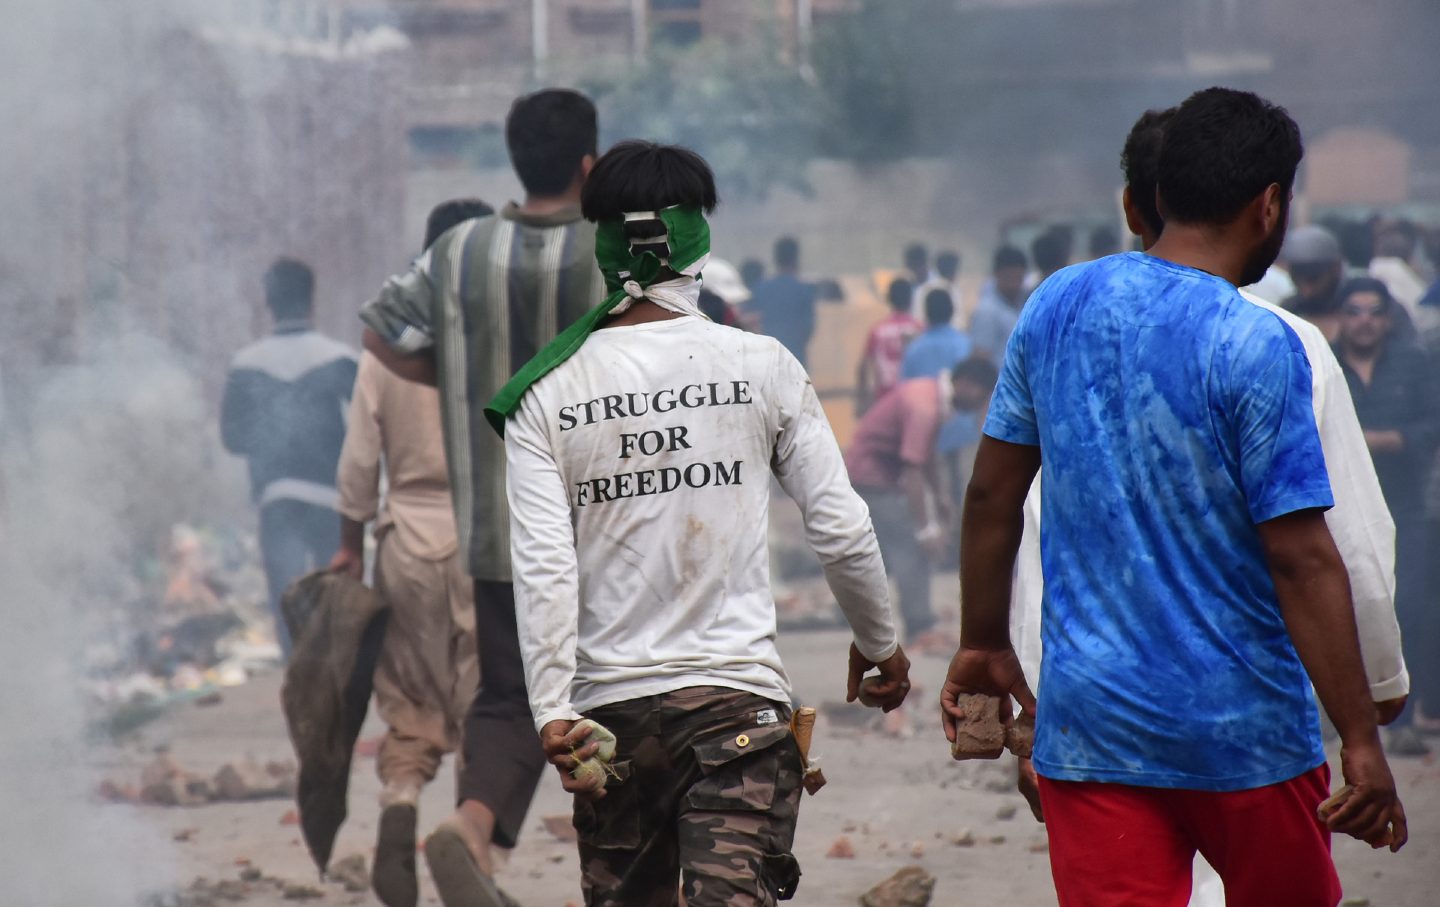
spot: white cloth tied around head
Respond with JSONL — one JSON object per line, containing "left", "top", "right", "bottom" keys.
{"left": 610, "top": 252, "right": 712, "bottom": 320}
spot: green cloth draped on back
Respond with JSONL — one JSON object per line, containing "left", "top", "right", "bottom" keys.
{"left": 484, "top": 205, "right": 711, "bottom": 436}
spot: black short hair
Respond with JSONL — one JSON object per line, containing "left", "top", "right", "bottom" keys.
{"left": 1337, "top": 276, "right": 1395, "bottom": 313}
{"left": 1088, "top": 225, "right": 1119, "bottom": 258}
{"left": 740, "top": 258, "right": 765, "bottom": 288}
{"left": 1120, "top": 107, "right": 1176, "bottom": 238}
{"left": 936, "top": 250, "right": 961, "bottom": 279}
{"left": 1156, "top": 87, "right": 1303, "bottom": 227}
{"left": 579, "top": 140, "right": 718, "bottom": 223}
{"left": 904, "top": 242, "right": 929, "bottom": 273}
{"left": 924, "top": 288, "right": 954, "bottom": 326}
{"left": 774, "top": 236, "right": 800, "bottom": 271}
{"left": 424, "top": 198, "right": 494, "bottom": 250}
{"left": 698, "top": 288, "right": 729, "bottom": 323}
{"left": 952, "top": 355, "right": 999, "bottom": 390}
{"left": 993, "top": 245, "right": 1027, "bottom": 273}
{"left": 1031, "top": 228, "right": 1071, "bottom": 274}
{"left": 506, "top": 89, "right": 598, "bottom": 196}
{"left": 887, "top": 277, "right": 913, "bottom": 312}
{"left": 264, "top": 258, "right": 314, "bottom": 320}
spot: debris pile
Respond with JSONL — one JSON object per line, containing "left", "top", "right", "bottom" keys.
{"left": 99, "top": 753, "right": 296, "bottom": 807}
{"left": 859, "top": 866, "right": 936, "bottom": 907}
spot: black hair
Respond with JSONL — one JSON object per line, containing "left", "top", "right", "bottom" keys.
{"left": 506, "top": 89, "right": 598, "bottom": 196}
{"left": 993, "top": 245, "right": 1027, "bottom": 273}
{"left": 904, "top": 242, "right": 929, "bottom": 274}
{"left": 740, "top": 258, "right": 765, "bottom": 288}
{"left": 424, "top": 198, "right": 494, "bottom": 250}
{"left": 580, "top": 140, "right": 718, "bottom": 224}
{"left": 264, "top": 258, "right": 314, "bottom": 321}
{"left": 887, "top": 277, "right": 913, "bottom": 312}
{"left": 936, "top": 250, "right": 961, "bottom": 279}
{"left": 923, "top": 288, "right": 954, "bottom": 327}
{"left": 774, "top": 236, "right": 800, "bottom": 271}
{"left": 1088, "top": 225, "right": 1119, "bottom": 258}
{"left": 1156, "top": 87, "right": 1303, "bottom": 226}
{"left": 952, "top": 355, "right": 999, "bottom": 390}
{"left": 1337, "top": 276, "right": 1395, "bottom": 313}
{"left": 1031, "top": 228, "right": 1071, "bottom": 274}
{"left": 1120, "top": 107, "right": 1176, "bottom": 238}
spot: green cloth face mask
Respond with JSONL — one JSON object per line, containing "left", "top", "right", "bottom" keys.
{"left": 484, "top": 204, "right": 710, "bottom": 436}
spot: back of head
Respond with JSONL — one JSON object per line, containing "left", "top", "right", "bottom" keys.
{"left": 506, "top": 89, "right": 598, "bottom": 197}
{"left": 904, "top": 242, "right": 929, "bottom": 276}
{"left": 424, "top": 198, "right": 494, "bottom": 250}
{"left": 936, "top": 250, "right": 961, "bottom": 280}
{"left": 1031, "top": 228, "right": 1071, "bottom": 275}
{"left": 1120, "top": 107, "right": 1176, "bottom": 238}
{"left": 740, "top": 258, "right": 765, "bottom": 288}
{"left": 993, "top": 245, "right": 1027, "bottom": 274}
{"left": 923, "top": 288, "right": 954, "bottom": 327}
{"left": 773, "top": 236, "right": 800, "bottom": 272}
{"left": 887, "top": 277, "right": 914, "bottom": 312}
{"left": 1283, "top": 225, "right": 1342, "bottom": 270}
{"left": 952, "top": 355, "right": 999, "bottom": 391}
{"left": 1157, "top": 87, "right": 1303, "bottom": 227}
{"left": 264, "top": 258, "right": 314, "bottom": 322}
{"left": 580, "top": 140, "right": 718, "bottom": 223}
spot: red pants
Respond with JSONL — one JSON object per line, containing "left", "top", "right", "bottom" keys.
{"left": 1038, "top": 765, "right": 1341, "bottom": 907}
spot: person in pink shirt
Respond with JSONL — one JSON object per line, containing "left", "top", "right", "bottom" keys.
{"left": 856, "top": 277, "right": 924, "bottom": 415}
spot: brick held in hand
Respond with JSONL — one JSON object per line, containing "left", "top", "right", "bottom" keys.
{"left": 949, "top": 693, "right": 1007, "bottom": 760}
{"left": 1317, "top": 784, "right": 1354, "bottom": 822}
{"left": 1005, "top": 709, "right": 1035, "bottom": 758}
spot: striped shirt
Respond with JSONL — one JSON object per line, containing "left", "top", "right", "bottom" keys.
{"left": 360, "top": 203, "right": 604, "bottom": 581}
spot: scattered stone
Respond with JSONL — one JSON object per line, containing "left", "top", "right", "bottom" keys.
{"left": 214, "top": 758, "right": 293, "bottom": 801}
{"left": 859, "top": 865, "right": 936, "bottom": 907}
{"left": 542, "top": 814, "right": 579, "bottom": 843}
{"left": 826, "top": 835, "right": 856, "bottom": 859}
{"left": 995, "top": 803, "right": 1018, "bottom": 820}
{"left": 279, "top": 809, "right": 300, "bottom": 826}
{"left": 950, "top": 830, "right": 976, "bottom": 847}
{"left": 282, "top": 882, "right": 324, "bottom": 900}
{"left": 173, "top": 827, "right": 199, "bottom": 843}
{"left": 238, "top": 867, "right": 263, "bottom": 882}
{"left": 909, "top": 840, "right": 925, "bottom": 858}
{"left": 842, "top": 821, "right": 858, "bottom": 833}
{"left": 328, "top": 853, "right": 368, "bottom": 893}
{"left": 1027, "top": 840, "right": 1049, "bottom": 854}
{"left": 983, "top": 776, "right": 1013, "bottom": 793}
{"left": 989, "top": 835, "right": 1007, "bottom": 845}
{"left": 1341, "top": 899, "right": 1370, "bottom": 907}
{"left": 548, "top": 853, "right": 565, "bottom": 863}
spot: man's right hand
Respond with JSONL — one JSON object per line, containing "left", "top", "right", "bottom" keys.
{"left": 846, "top": 643, "right": 912, "bottom": 712}
{"left": 539, "top": 719, "right": 606, "bottom": 800}
{"left": 1330, "top": 738, "right": 1407, "bottom": 852}
{"left": 328, "top": 546, "right": 363, "bottom": 580}
{"left": 939, "top": 645, "right": 1035, "bottom": 746}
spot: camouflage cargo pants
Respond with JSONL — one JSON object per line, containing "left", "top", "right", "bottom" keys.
{"left": 573, "top": 686, "right": 804, "bottom": 907}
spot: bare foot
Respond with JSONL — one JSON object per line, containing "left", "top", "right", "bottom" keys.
{"left": 451, "top": 800, "right": 497, "bottom": 877}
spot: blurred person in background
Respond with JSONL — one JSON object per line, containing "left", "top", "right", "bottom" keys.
{"left": 916, "top": 250, "right": 964, "bottom": 323}
{"left": 846, "top": 363, "right": 981, "bottom": 651}
{"left": 745, "top": 236, "right": 842, "bottom": 371}
{"left": 903, "top": 241, "right": 934, "bottom": 291}
{"left": 360, "top": 88, "right": 604, "bottom": 907}
{"left": 1028, "top": 225, "right": 1073, "bottom": 288}
{"left": 952, "top": 87, "right": 1406, "bottom": 906}
{"left": 694, "top": 257, "right": 750, "bottom": 327}
{"left": 1335, "top": 276, "right": 1440, "bottom": 756}
{"left": 1368, "top": 218, "right": 1427, "bottom": 321}
{"left": 934, "top": 356, "right": 1000, "bottom": 565}
{"left": 739, "top": 257, "right": 765, "bottom": 290}
{"left": 1274, "top": 223, "right": 1423, "bottom": 344}
{"left": 900, "top": 288, "right": 971, "bottom": 380}
{"left": 332, "top": 198, "right": 493, "bottom": 907}
{"left": 1010, "top": 105, "right": 1411, "bottom": 906}
{"left": 220, "top": 257, "right": 357, "bottom": 658}
{"left": 969, "top": 245, "right": 1029, "bottom": 361}
{"left": 855, "top": 276, "right": 922, "bottom": 415}
{"left": 1087, "top": 224, "right": 1120, "bottom": 260}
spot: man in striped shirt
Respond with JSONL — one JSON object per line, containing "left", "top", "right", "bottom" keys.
{"left": 360, "top": 88, "right": 604, "bottom": 907}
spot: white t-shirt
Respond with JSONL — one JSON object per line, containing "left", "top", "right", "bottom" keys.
{"left": 506, "top": 316, "right": 898, "bottom": 731}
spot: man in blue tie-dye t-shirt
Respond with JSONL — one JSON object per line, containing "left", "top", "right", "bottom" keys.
{"left": 942, "top": 87, "right": 1407, "bottom": 906}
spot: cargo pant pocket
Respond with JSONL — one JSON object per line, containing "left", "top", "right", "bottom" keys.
{"left": 685, "top": 724, "right": 794, "bottom": 812}
{"left": 572, "top": 760, "right": 639, "bottom": 849}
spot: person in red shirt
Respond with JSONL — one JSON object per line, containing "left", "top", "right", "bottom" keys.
{"left": 856, "top": 277, "right": 924, "bottom": 415}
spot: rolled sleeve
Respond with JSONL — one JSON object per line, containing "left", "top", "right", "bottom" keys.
{"left": 359, "top": 250, "right": 439, "bottom": 354}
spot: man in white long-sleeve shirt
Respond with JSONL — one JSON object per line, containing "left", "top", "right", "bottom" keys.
{"left": 1007, "top": 106, "right": 1410, "bottom": 906}
{"left": 493, "top": 142, "right": 910, "bottom": 906}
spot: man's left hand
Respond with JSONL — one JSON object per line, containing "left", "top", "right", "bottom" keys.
{"left": 847, "top": 643, "right": 912, "bottom": 712}
{"left": 539, "top": 719, "right": 606, "bottom": 800}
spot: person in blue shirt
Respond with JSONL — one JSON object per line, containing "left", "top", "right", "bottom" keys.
{"left": 744, "top": 236, "right": 841, "bottom": 369}
{"left": 900, "top": 288, "right": 972, "bottom": 380}
{"left": 941, "top": 86, "right": 1406, "bottom": 905}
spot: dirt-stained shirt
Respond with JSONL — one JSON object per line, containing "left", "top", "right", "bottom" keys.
{"left": 504, "top": 316, "right": 898, "bottom": 730}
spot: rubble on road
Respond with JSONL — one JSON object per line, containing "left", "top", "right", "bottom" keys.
{"left": 542, "top": 814, "right": 579, "bottom": 842}
{"left": 326, "top": 853, "right": 369, "bottom": 893}
{"left": 826, "top": 835, "right": 857, "bottom": 859}
{"left": 99, "top": 752, "right": 297, "bottom": 807}
{"left": 859, "top": 866, "right": 936, "bottom": 907}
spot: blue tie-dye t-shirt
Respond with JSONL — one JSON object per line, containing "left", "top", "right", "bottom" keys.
{"left": 984, "top": 252, "right": 1333, "bottom": 791}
